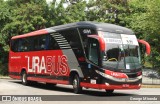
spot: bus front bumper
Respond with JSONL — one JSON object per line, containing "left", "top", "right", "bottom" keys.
{"left": 80, "top": 82, "right": 141, "bottom": 90}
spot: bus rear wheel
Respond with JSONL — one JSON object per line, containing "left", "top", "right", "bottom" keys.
{"left": 21, "top": 71, "right": 28, "bottom": 85}
{"left": 72, "top": 74, "right": 82, "bottom": 94}
{"left": 105, "top": 89, "right": 114, "bottom": 94}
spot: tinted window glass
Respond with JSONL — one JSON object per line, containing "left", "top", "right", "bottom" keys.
{"left": 59, "top": 29, "right": 82, "bottom": 49}
{"left": 59, "top": 29, "right": 84, "bottom": 58}
{"left": 11, "top": 34, "right": 61, "bottom": 52}
{"left": 32, "top": 35, "right": 46, "bottom": 51}
{"left": 88, "top": 38, "right": 99, "bottom": 65}
{"left": 78, "top": 28, "right": 97, "bottom": 42}
{"left": 78, "top": 28, "right": 97, "bottom": 53}
{"left": 18, "top": 38, "right": 30, "bottom": 52}
{"left": 11, "top": 39, "right": 19, "bottom": 52}
{"left": 11, "top": 38, "right": 30, "bottom": 52}
{"left": 47, "top": 34, "right": 60, "bottom": 50}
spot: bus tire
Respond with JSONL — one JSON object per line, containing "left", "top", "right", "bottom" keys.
{"left": 105, "top": 89, "right": 114, "bottom": 94}
{"left": 73, "top": 74, "right": 82, "bottom": 94}
{"left": 21, "top": 71, "right": 29, "bottom": 85}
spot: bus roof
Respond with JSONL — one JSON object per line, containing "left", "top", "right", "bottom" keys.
{"left": 12, "top": 21, "right": 134, "bottom": 39}
{"left": 49, "top": 21, "right": 134, "bottom": 35}
{"left": 11, "top": 29, "right": 49, "bottom": 39}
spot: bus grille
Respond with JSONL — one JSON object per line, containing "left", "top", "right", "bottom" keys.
{"left": 127, "top": 73, "right": 137, "bottom": 78}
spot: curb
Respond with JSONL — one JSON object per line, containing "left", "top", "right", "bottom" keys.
{"left": 0, "top": 76, "right": 10, "bottom": 79}
{"left": 141, "top": 85, "right": 160, "bottom": 88}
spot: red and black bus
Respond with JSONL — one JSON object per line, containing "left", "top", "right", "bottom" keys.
{"left": 9, "top": 21, "right": 150, "bottom": 94}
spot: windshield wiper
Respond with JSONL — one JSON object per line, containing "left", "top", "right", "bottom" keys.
{"left": 116, "top": 45, "right": 121, "bottom": 71}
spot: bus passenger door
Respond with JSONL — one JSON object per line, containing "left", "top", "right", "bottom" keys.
{"left": 86, "top": 38, "right": 100, "bottom": 79}
{"left": 88, "top": 38, "right": 99, "bottom": 65}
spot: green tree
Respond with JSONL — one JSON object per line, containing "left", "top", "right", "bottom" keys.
{"left": 47, "top": 0, "right": 66, "bottom": 26}
{"left": 86, "top": 0, "right": 110, "bottom": 22}
{"left": 124, "top": 0, "right": 160, "bottom": 70}
{"left": 2, "top": 0, "right": 48, "bottom": 46}
{"left": 143, "top": 0, "right": 160, "bottom": 70}
{"left": 86, "top": 0, "right": 130, "bottom": 25}
{"left": 47, "top": 0, "right": 86, "bottom": 26}
{"left": 0, "top": 0, "right": 48, "bottom": 75}
{"left": 0, "top": 0, "right": 11, "bottom": 75}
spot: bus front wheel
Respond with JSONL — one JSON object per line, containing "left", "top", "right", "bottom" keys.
{"left": 73, "top": 74, "right": 82, "bottom": 94}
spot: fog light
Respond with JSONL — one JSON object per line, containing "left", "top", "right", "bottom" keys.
{"left": 105, "top": 83, "right": 109, "bottom": 86}
{"left": 138, "top": 84, "right": 141, "bottom": 86}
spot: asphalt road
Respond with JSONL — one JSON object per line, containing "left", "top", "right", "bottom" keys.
{"left": 0, "top": 78, "right": 160, "bottom": 104}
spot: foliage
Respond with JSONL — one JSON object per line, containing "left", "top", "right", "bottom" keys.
{"left": 2, "top": 0, "right": 47, "bottom": 45}
{"left": 47, "top": 0, "right": 86, "bottom": 26}
{"left": 127, "top": 0, "right": 160, "bottom": 69}
{"left": 0, "top": 0, "right": 10, "bottom": 75}
{"left": 146, "top": 0, "right": 160, "bottom": 69}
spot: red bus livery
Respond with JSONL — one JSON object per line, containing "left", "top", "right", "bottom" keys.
{"left": 9, "top": 21, "right": 150, "bottom": 94}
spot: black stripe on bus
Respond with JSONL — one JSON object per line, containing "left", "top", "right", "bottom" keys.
{"left": 9, "top": 72, "right": 69, "bottom": 81}
{"left": 28, "top": 74, "right": 69, "bottom": 80}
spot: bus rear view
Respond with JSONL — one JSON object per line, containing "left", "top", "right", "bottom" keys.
{"left": 9, "top": 21, "right": 150, "bottom": 94}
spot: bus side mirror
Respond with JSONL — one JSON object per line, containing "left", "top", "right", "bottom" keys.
{"left": 98, "top": 37, "right": 105, "bottom": 51}
{"left": 138, "top": 39, "right": 151, "bottom": 56}
{"left": 87, "top": 35, "right": 106, "bottom": 51}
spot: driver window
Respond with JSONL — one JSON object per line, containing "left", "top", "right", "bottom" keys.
{"left": 88, "top": 39, "right": 99, "bottom": 65}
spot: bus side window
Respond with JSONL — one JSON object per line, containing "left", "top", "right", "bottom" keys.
{"left": 11, "top": 38, "right": 30, "bottom": 52}
{"left": 47, "top": 34, "right": 60, "bottom": 50}
{"left": 39, "top": 36, "right": 46, "bottom": 50}
{"left": 59, "top": 29, "right": 82, "bottom": 49}
{"left": 59, "top": 29, "right": 84, "bottom": 57}
{"left": 33, "top": 35, "right": 46, "bottom": 51}
{"left": 88, "top": 38, "right": 99, "bottom": 65}
{"left": 78, "top": 28, "right": 97, "bottom": 44}
{"left": 11, "top": 39, "right": 19, "bottom": 52}
{"left": 18, "top": 38, "right": 30, "bottom": 52}
{"left": 78, "top": 28, "right": 97, "bottom": 56}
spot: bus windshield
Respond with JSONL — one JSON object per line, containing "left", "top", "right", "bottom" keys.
{"left": 101, "top": 32, "right": 141, "bottom": 70}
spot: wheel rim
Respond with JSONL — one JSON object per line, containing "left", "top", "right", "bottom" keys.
{"left": 22, "top": 73, "right": 26, "bottom": 83}
{"left": 73, "top": 78, "right": 77, "bottom": 89}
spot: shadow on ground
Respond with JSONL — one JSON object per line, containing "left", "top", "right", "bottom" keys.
{"left": 10, "top": 80, "right": 137, "bottom": 97}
